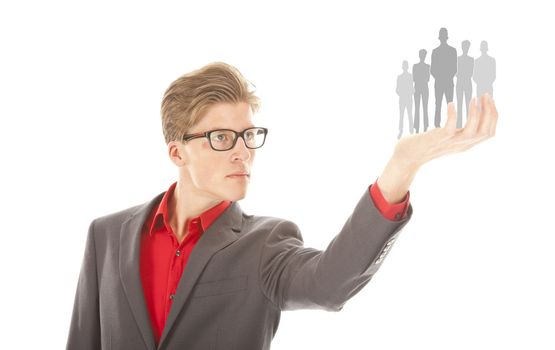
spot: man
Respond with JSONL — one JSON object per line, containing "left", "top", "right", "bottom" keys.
{"left": 457, "top": 40, "right": 475, "bottom": 128}
{"left": 396, "top": 60, "right": 415, "bottom": 139}
{"left": 66, "top": 62, "right": 498, "bottom": 350}
{"left": 413, "top": 49, "right": 431, "bottom": 133}
{"left": 473, "top": 40, "right": 496, "bottom": 108}
{"left": 431, "top": 27, "right": 458, "bottom": 128}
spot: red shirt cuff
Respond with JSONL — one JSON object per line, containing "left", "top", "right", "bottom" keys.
{"left": 368, "top": 178, "right": 410, "bottom": 221}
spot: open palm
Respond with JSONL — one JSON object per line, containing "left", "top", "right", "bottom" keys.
{"left": 394, "top": 93, "right": 498, "bottom": 167}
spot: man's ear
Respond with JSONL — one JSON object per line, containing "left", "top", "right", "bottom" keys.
{"left": 168, "top": 141, "right": 188, "bottom": 166}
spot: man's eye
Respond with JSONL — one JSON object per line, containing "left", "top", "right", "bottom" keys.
{"left": 213, "top": 134, "right": 228, "bottom": 142}
{"left": 245, "top": 131, "right": 255, "bottom": 140}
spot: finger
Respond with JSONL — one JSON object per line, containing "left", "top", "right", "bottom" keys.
{"left": 477, "top": 93, "right": 494, "bottom": 134}
{"left": 445, "top": 102, "right": 457, "bottom": 131}
{"left": 463, "top": 97, "right": 479, "bottom": 136}
{"left": 488, "top": 95, "right": 499, "bottom": 136}
{"left": 469, "top": 93, "right": 488, "bottom": 137}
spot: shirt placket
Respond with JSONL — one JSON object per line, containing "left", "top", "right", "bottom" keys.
{"left": 165, "top": 218, "right": 201, "bottom": 319}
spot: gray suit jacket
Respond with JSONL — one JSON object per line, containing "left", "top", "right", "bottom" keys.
{"left": 66, "top": 186, "right": 413, "bottom": 350}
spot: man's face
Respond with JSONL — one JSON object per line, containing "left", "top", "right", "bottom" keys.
{"left": 172, "top": 102, "right": 256, "bottom": 203}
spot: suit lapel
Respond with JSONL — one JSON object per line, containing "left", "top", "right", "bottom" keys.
{"left": 119, "top": 190, "right": 244, "bottom": 350}
{"left": 157, "top": 201, "right": 243, "bottom": 349}
{"left": 119, "top": 192, "right": 165, "bottom": 350}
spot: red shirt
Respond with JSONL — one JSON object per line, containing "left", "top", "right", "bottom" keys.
{"left": 140, "top": 179, "right": 409, "bottom": 345}
{"left": 139, "top": 182, "right": 231, "bottom": 344}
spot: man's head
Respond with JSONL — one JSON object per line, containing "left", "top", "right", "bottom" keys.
{"left": 162, "top": 62, "right": 264, "bottom": 203}
{"left": 480, "top": 40, "right": 489, "bottom": 54}
{"left": 439, "top": 27, "right": 448, "bottom": 44}
{"left": 461, "top": 40, "right": 471, "bottom": 54}
{"left": 419, "top": 49, "right": 427, "bottom": 62}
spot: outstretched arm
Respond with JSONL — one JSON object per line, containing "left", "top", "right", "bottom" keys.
{"left": 378, "top": 93, "right": 498, "bottom": 203}
{"left": 260, "top": 94, "right": 497, "bottom": 312}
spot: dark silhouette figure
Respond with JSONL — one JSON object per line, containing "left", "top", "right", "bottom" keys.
{"left": 456, "top": 40, "right": 474, "bottom": 128}
{"left": 473, "top": 40, "right": 496, "bottom": 109}
{"left": 396, "top": 60, "right": 414, "bottom": 139}
{"left": 431, "top": 28, "right": 457, "bottom": 127}
{"left": 413, "top": 49, "right": 430, "bottom": 133}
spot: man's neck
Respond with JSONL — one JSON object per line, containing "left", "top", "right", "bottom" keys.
{"left": 168, "top": 181, "right": 221, "bottom": 242}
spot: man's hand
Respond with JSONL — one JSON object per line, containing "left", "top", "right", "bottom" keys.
{"left": 377, "top": 93, "right": 498, "bottom": 204}
{"left": 395, "top": 93, "right": 498, "bottom": 167}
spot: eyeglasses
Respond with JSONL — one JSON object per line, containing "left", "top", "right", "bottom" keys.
{"left": 182, "top": 127, "right": 268, "bottom": 151}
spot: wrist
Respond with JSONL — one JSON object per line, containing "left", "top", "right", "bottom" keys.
{"left": 377, "top": 155, "right": 420, "bottom": 204}
{"left": 392, "top": 144, "right": 425, "bottom": 169}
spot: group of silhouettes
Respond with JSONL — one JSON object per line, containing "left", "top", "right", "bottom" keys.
{"left": 396, "top": 27, "right": 496, "bottom": 139}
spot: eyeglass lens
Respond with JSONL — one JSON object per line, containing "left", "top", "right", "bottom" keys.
{"left": 209, "top": 128, "right": 266, "bottom": 150}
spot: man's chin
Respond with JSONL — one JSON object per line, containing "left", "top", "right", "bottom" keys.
{"left": 227, "top": 189, "right": 248, "bottom": 202}
{"left": 229, "top": 193, "right": 247, "bottom": 202}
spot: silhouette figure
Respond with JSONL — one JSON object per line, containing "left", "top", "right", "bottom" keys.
{"left": 473, "top": 40, "right": 496, "bottom": 109}
{"left": 413, "top": 49, "right": 430, "bottom": 133}
{"left": 431, "top": 28, "right": 457, "bottom": 127}
{"left": 456, "top": 40, "right": 474, "bottom": 128}
{"left": 396, "top": 60, "right": 414, "bottom": 139}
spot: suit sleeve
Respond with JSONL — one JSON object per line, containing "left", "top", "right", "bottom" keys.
{"left": 66, "top": 219, "right": 101, "bottom": 350}
{"left": 259, "top": 187, "right": 413, "bottom": 312}
{"left": 369, "top": 180, "right": 410, "bottom": 221}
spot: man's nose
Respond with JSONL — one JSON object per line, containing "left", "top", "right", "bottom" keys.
{"left": 231, "top": 136, "right": 251, "bottom": 160}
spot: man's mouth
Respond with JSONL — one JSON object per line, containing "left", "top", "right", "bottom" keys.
{"left": 227, "top": 173, "right": 250, "bottom": 178}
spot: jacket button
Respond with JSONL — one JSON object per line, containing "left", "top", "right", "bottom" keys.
{"left": 169, "top": 294, "right": 175, "bottom": 300}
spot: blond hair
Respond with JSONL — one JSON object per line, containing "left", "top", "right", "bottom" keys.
{"left": 160, "top": 62, "right": 261, "bottom": 144}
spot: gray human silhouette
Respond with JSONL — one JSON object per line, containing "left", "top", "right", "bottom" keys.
{"left": 456, "top": 40, "right": 474, "bottom": 128}
{"left": 431, "top": 28, "right": 457, "bottom": 127}
{"left": 473, "top": 40, "right": 496, "bottom": 109}
{"left": 396, "top": 60, "right": 414, "bottom": 139}
{"left": 412, "top": 49, "right": 430, "bottom": 133}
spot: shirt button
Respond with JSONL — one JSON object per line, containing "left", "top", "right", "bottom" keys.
{"left": 176, "top": 250, "right": 181, "bottom": 257}
{"left": 169, "top": 294, "right": 175, "bottom": 300}
{"left": 395, "top": 213, "right": 401, "bottom": 220}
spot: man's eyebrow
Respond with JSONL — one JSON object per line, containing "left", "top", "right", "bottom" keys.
{"left": 211, "top": 125, "right": 256, "bottom": 130}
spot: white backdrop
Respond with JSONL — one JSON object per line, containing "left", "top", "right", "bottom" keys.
{"left": 1, "top": 1, "right": 554, "bottom": 349}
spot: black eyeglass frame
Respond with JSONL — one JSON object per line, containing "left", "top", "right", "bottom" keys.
{"left": 182, "top": 127, "right": 268, "bottom": 151}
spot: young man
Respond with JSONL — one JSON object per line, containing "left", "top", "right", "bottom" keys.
{"left": 66, "top": 62, "right": 498, "bottom": 350}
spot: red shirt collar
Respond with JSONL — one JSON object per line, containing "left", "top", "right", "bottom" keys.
{"left": 148, "top": 182, "right": 231, "bottom": 236}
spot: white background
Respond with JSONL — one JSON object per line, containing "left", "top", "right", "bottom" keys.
{"left": 1, "top": 1, "right": 554, "bottom": 349}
